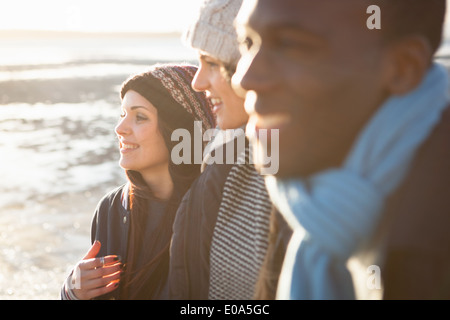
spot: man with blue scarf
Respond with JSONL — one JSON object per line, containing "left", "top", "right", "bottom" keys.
{"left": 233, "top": 0, "right": 450, "bottom": 299}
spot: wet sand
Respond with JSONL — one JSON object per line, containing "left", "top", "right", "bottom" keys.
{"left": 0, "top": 186, "right": 118, "bottom": 299}
{"left": 0, "top": 99, "right": 127, "bottom": 299}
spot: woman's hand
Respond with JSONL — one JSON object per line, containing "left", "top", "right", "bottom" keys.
{"left": 69, "top": 241, "right": 123, "bottom": 300}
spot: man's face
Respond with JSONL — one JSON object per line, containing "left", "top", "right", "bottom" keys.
{"left": 234, "top": 0, "right": 391, "bottom": 178}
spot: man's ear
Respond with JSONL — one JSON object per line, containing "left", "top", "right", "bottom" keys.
{"left": 384, "top": 35, "right": 433, "bottom": 96}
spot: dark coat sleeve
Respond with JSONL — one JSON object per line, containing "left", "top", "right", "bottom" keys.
{"left": 90, "top": 185, "right": 128, "bottom": 259}
{"left": 61, "top": 185, "right": 126, "bottom": 300}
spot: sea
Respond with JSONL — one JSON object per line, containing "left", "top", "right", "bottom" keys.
{"left": 0, "top": 30, "right": 449, "bottom": 300}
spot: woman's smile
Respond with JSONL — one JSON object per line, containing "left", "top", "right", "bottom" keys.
{"left": 119, "top": 141, "right": 140, "bottom": 154}
{"left": 210, "top": 97, "right": 224, "bottom": 114}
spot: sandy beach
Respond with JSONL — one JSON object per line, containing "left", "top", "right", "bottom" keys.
{"left": 0, "top": 87, "right": 127, "bottom": 299}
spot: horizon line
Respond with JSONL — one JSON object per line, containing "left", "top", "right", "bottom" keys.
{"left": 0, "top": 29, "right": 183, "bottom": 38}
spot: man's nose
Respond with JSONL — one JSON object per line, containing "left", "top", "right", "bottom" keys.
{"left": 232, "top": 46, "right": 274, "bottom": 96}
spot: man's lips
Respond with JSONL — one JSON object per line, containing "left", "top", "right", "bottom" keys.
{"left": 246, "top": 113, "right": 290, "bottom": 142}
{"left": 244, "top": 91, "right": 290, "bottom": 130}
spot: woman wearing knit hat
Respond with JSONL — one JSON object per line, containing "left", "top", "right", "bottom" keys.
{"left": 61, "top": 64, "right": 215, "bottom": 300}
{"left": 168, "top": 0, "right": 275, "bottom": 300}
{"left": 184, "top": 0, "right": 248, "bottom": 130}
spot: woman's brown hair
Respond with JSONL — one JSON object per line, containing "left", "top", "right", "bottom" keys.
{"left": 120, "top": 116, "right": 201, "bottom": 299}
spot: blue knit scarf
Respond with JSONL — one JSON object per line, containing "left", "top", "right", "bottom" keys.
{"left": 266, "top": 63, "right": 450, "bottom": 299}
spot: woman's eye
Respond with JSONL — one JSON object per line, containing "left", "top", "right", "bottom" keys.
{"left": 120, "top": 111, "right": 126, "bottom": 118}
{"left": 136, "top": 114, "right": 148, "bottom": 121}
{"left": 207, "top": 61, "right": 219, "bottom": 68}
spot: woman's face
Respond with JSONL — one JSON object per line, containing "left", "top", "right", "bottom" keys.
{"left": 115, "top": 90, "right": 169, "bottom": 177}
{"left": 192, "top": 52, "right": 248, "bottom": 130}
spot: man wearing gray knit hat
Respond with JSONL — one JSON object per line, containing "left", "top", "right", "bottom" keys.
{"left": 167, "top": 0, "right": 276, "bottom": 300}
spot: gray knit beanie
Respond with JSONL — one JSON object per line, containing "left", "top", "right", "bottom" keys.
{"left": 183, "top": 0, "right": 243, "bottom": 66}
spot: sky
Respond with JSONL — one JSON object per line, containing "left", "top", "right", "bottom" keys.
{"left": 0, "top": 0, "right": 449, "bottom": 37}
{"left": 0, "top": 0, "right": 205, "bottom": 33}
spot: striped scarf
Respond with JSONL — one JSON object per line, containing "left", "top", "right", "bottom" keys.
{"left": 206, "top": 129, "right": 273, "bottom": 299}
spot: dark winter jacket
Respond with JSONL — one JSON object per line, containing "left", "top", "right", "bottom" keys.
{"left": 379, "top": 106, "right": 450, "bottom": 299}
{"left": 167, "top": 131, "right": 273, "bottom": 299}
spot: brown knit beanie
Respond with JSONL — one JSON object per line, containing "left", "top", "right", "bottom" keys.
{"left": 183, "top": 0, "right": 243, "bottom": 66}
{"left": 120, "top": 64, "right": 216, "bottom": 137}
